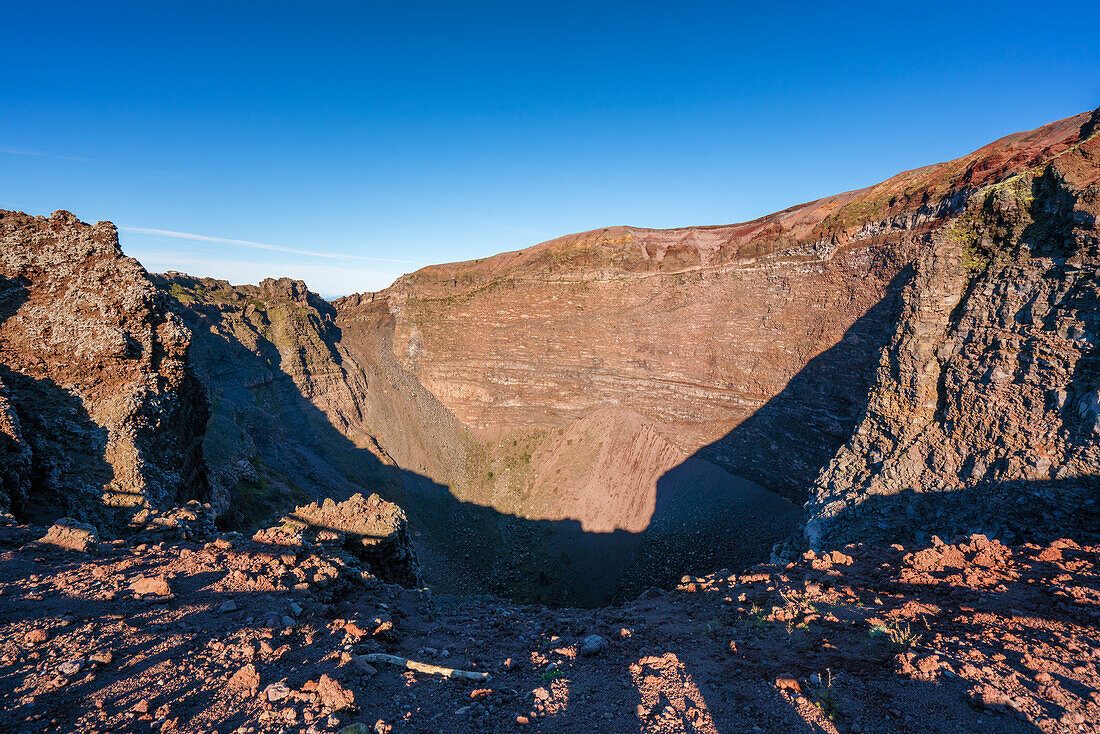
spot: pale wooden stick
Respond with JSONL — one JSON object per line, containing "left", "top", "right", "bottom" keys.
{"left": 360, "top": 653, "right": 491, "bottom": 682}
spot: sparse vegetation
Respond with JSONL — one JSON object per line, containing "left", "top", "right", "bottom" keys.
{"left": 538, "top": 669, "right": 566, "bottom": 683}
{"left": 810, "top": 668, "right": 842, "bottom": 722}
{"left": 869, "top": 619, "right": 923, "bottom": 649}
{"left": 699, "top": 618, "right": 725, "bottom": 640}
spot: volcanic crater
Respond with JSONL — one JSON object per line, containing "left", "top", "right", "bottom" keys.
{"left": 0, "top": 108, "right": 1098, "bottom": 734}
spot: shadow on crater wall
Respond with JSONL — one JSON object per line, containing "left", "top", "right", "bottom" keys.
{"left": 162, "top": 269, "right": 919, "bottom": 607}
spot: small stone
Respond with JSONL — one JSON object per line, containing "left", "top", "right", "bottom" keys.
{"left": 264, "top": 682, "right": 290, "bottom": 702}
{"left": 776, "top": 678, "right": 801, "bottom": 693}
{"left": 317, "top": 674, "right": 355, "bottom": 711}
{"left": 516, "top": 715, "right": 530, "bottom": 725}
{"left": 57, "top": 659, "right": 83, "bottom": 676}
{"left": 351, "top": 657, "right": 378, "bottom": 677}
{"left": 532, "top": 687, "right": 550, "bottom": 701}
{"left": 969, "top": 685, "right": 1010, "bottom": 710}
{"left": 219, "top": 600, "right": 238, "bottom": 613}
{"left": 578, "top": 635, "right": 607, "bottom": 657}
{"left": 339, "top": 725, "right": 370, "bottom": 734}
{"left": 129, "top": 575, "right": 172, "bottom": 597}
{"left": 24, "top": 628, "right": 48, "bottom": 645}
{"left": 228, "top": 664, "right": 260, "bottom": 696}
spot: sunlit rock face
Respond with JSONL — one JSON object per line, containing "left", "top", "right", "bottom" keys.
{"left": 798, "top": 114, "right": 1100, "bottom": 553}
{"left": 0, "top": 210, "right": 210, "bottom": 526}
{"left": 366, "top": 110, "right": 1091, "bottom": 505}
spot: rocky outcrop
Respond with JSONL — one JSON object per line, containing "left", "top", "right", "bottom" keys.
{"left": 36, "top": 517, "right": 100, "bottom": 552}
{"left": 154, "top": 274, "right": 401, "bottom": 527}
{"left": 0, "top": 210, "right": 210, "bottom": 525}
{"left": 797, "top": 113, "right": 1100, "bottom": 552}
{"left": 255, "top": 493, "right": 421, "bottom": 587}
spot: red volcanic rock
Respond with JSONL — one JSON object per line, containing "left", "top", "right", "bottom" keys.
{"left": 0, "top": 210, "right": 210, "bottom": 525}
{"left": 0, "top": 513, "right": 1095, "bottom": 732}
{"left": 227, "top": 664, "right": 260, "bottom": 698}
{"left": 128, "top": 575, "right": 172, "bottom": 597}
{"left": 23, "top": 628, "right": 48, "bottom": 645}
{"left": 37, "top": 517, "right": 99, "bottom": 552}
{"left": 315, "top": 674, "right": 355, "bottom": 711}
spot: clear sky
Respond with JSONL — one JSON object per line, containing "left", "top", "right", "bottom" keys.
{"left": 3, "top": 2, "right": 1098, "bottom": 298}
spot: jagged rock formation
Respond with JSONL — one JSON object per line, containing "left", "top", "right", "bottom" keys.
{"left": 799, "top": 112, "right": 1100, "bottom": 552}
{"left": 2, "top": 109, "right": 1096, "bottom": 608}
{"left": 0, "top": 210, "right": 209, "bottom": 526}
{"left": 255, "top": 493, "right": 421, "bottom": 587}
{"left": 151, "top": 274, "right": 402, "bottom": 527}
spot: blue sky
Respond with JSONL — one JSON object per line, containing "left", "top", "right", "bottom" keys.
{"left": 3, "top": 2, "right": 1098, "bottom": 297}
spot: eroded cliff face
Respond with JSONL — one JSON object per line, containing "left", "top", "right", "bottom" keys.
{"left": 150, "top": 109, "right": 1097, "bottom": 604}
{"left": 369, "top": 110, "right": 1091, "bottom": 506}
{"left": 153, "top": 275, "right": 402, "bottom": 527}
{"left": 799, "top": 114, "right": 1100, "bottom": 552}
{"left": 5, "top": 109, "right": 1092, "bottom": 607}
{"left": 0, "top": 210, "right": 209, "bottom": 525}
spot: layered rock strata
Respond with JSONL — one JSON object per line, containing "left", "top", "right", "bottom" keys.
{"left": 368, "top": 110, "right": 1091, "bottom": 503}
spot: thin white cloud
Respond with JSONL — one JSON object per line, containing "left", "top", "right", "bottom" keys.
{"left": 0, "top": 146, "right": 89, "bottom": 162}
{"left": 126, "top": 249, "right": 407, "bottom": 298}
{"left": 119, "top": 225, "right": 418, "bottom": 265}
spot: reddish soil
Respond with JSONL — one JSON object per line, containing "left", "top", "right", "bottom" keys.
{"left": 1, "top": 520, "right": 1096, "bottom": 734}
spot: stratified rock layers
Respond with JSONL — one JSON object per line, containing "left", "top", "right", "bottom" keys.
{"left": 2, "top": 108, "right": 1095, "bottom": 607}
{"left": 363, "top": 110, "right": 1092, "bottom": 506}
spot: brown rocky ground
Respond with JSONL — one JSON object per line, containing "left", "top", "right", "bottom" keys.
{"left": 1, "top": 512, "right": 1096, "bottom": 734}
